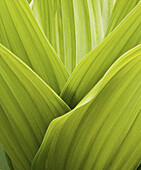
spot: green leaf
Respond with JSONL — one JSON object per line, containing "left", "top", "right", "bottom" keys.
{"left": 105, "top": 0, "right": 140, "bottom": 36}
{"left": 0, "top": 145, "right": 11, "bottom": 170}
{"left": 0, "top": 110, "right": 19, "bottom": 170}
{"left": 61, "top": 2, "right": 141, "bottom": 108}
{"left": 137, "top": 164, "right": 141, "bottom": 170}
{"left": 32, "top": 45, "right": 141, "bottom": 170}
{"left": 32, "top": 0, "right": 115, "bottom": 73}
{"left": 0, "top": 0, "right": 69, "bottom": 94}
{"left": 32, "top": 0, "right": 138, "bottom": 73}
{"left": 27, "top": 0, "right": 32, "bottom": 4}
{"left": 32, "top": 0, "right": 77, "bottom": 73}
{"left": 0, "top": 44, "right": 70, "bottom": 170}
{"left": 100, "top": 0, "right": 116, "bottom": 33}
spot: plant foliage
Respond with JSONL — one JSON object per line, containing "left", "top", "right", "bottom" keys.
{"left": 0, "top": 0, "right": 141, "bottom": 170}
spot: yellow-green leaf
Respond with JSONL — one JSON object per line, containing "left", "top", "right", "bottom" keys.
{"left": 32, "top": 45, "right": 141, "bottom": 170}
{"left": 0, "top": 44, "right": 70, "bottom": 170}
{"left": 61, "top": 2, "right": 141, "bottom": 108}
{"left": 0, "top": 0, "right": 69, "bottom": 94}
{"left": 32, "top": 0, "right": 139, "bottom": 73}
{"left": 32, "top": 0, "right": 116, "bottom": 73}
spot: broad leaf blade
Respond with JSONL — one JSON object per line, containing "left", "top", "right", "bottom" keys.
{"left": 77, "top": 45, "right": 141, "bottom": 107}
{"left": 0, "top": 0, "right": 69, "bottom": 94}
{"left": 32, "top": 45, "right": 141, "bottom": 170}
{"left": 0, "top": 44, "right": 70, "bottom": 170}
{"left": 105, "top": 0, "right": 140, "bottom": 36}
{"left": 32, "top": 0, "right": 116, "bottom": 73}
{"left": 61, "top": 2, "right": 141, "bottom": 108}
{"left": 32, "top": 0, "right": 138, "bottom": 73}
{"left": 32, "top": 0, "right": 76, "bottom": 73}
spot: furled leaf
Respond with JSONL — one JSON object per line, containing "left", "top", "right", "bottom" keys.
{"left": 32, "top": 0, "right": 115, "bottom": 73}
{"left": 100, "top": 0, "right": 116, "bottom": 33}
{"left": 32, "top": 0, "right": 76, "bottom": 73}
{"left": 0, "top": 0, "right": 69, "bottom": 94}
{"left": 0, "top": 44, "right": 70, "bottom": 170}
{"left": 32, "top": 45, "right": 141, "bottom": 170}
{"left": 32, "top": 0, "right": 139, "bottom": 73}
{"left": 105, "top": 0, "right": 140, "bottom": 36}
{"left": 61, "top": 2, "right": 141, "bottom": 108}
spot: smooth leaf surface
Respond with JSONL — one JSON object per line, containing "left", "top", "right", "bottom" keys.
{"left": 0, "top": 0, "right": 69, "bottom": 94}
{"left": 61, "top": 2, "right": 141, "bottom": 108}
{"left": 32, "top": 45, "right": 141, "bottom": 170}
{"left": 0, "top": 44, "right": 70, "bottom": 170}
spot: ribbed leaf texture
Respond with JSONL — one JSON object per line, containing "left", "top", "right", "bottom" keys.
{"left": 0, "top": 0, "right": 141, "bottom": 170}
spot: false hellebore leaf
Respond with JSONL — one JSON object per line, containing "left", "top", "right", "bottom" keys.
{"left": 0, "top": 44, "right": 70, "bottom": 170}
{"left": 32, "top": 45, "right": 141, "bottom": 170}
{"left": 32, "top": 0, "right": 140, "bottom": 73}
{"left": 0, "top": 144, "right": 12, "bottom": 170}
{"left": 0, "top": 0, "right": 141, "bottom": 170}
{"left": 0, "top": 0, "right": 69, "bottom": 94}
{"left": 61, "top": 2, "right": 141, "bottom": 108}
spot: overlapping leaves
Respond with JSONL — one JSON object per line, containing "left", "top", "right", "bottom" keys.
{"left": 0, "top": 44, "right": 70, "bottom": 169}
{"left": 0, "top": 0, "right": 141, "bottom": 170}
{"left": 61, "top": 2, "right": 141, "bottom": 108}
{"left": 32, "top": 0, "right": 140, "bottom": 73}
{"left": 32, "top": 45, "right": 141, "bottom": 170}
{"left": 0, "top": 0, "right": 69, "bottom": 94}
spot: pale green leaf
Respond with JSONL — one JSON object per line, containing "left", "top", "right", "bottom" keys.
{"left": 100, "top": 0, "right": 116, "bottom": 33}
{"left": 0, "top": 44, "right": 70, "bottom": 170}
{"left": 105, "top": 0, "right": 140, "bottom": 36}
{"left": 32, "top": 45, "right": 141, "bottom": 170}
{"left": 0, "top": 0, "right": 69, "bottom": 94}
{"left": 61, "top": 2, "right": 141, "bottom": 108}
{"left": 32, "top": 0, "right": 116, "bottom": 73}
{"left": 32, "top": 0, "right": 139, "bottom": 73}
